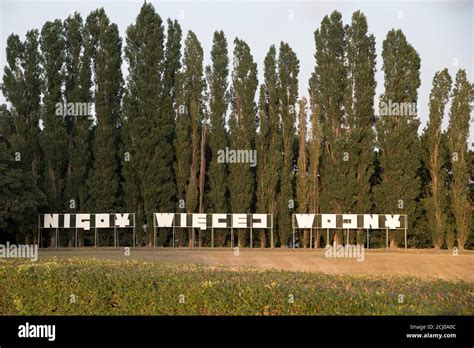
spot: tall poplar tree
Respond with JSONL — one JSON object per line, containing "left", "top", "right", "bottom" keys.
{"left": 374, "top": 29, "right": 422, "bottom": 247}
{"left": 277, "top": 42, "right": 299, "bottom": 247}
{"left": 424, "top": 69, "right": 452, "bottom": 248}
{"left": 175, "top": 31, "right": 204, "bottom": 247}
{"left": 344, "top": 11, "right": 377, "bottom": 244}
{"left": 160, "top": 18, "right": 182, "bottom": 244}
{"left": 1, "top": 31, "right": 43, "bottom": 242}
{"left": 228, "top": 38, "right": 258, "bottom": 247}
{"left": 447, "top": 69, "right": 472, "bottom": 250}
{"left": 206, "top": 31, "right": 229, "bottom": 246}
{"left": 2, "top": 32, "right": 43, "bottom": 177}
{"left": 123, "top": 4, "right": 180, "bottom": 245}
{"left": 123, "top": 3, "right": 164, "bottom": 244}
{"left": 256, "top": 45, "right": 280, "bottom": 248}
{"left": 85, "top": 9, "right": 123, "bottom": 213}
{"left": 174, "top": 75, "right": 191, "bottom": 246}
{"left": 312, "top": 11, "right": 348, "bottom": 244}
{"left": 40, "top": 20, "right": 67, "bottom": 225}
{"left": 62, "top": 13, "right": 93, "bottom": 246}
{"left": 308, "top": 51, "right": 324, "bottom": 247}
{"left": 64, "top": 13, "right": 93, "bottom": 219}
{"left": 296, "top": 97, "right": 309, "bottom": 247}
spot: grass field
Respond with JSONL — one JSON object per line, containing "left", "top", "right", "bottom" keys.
{"left": 0, "top": 251, "right": 473, "bottom": 315}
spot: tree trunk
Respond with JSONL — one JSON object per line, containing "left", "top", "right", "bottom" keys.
{"left": 259, "top": 230, "right": 266, "bottom": 248}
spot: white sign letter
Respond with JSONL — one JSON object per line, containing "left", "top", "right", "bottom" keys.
{"left": 76, "top": 214, "right": 91, "bottom": 230}
{"left": 342, "top": 214, "right": 357, "bottom": 229}
{"left": 232, "top": 214, "right": 248, "bottom": 228}
{"left": 155, "top": 213, "right": 174, "bottom": 227}
{"left": 385, "top": 215, "right": 401, "bottom": 229}
{"left": 95, "top": 214, "right": 109, "bottom": 228}
{"left": 295, "top": 214, "right": 315, "bottom": 228}
{"left": 321, "top": 214, "right": 337, "bottom": 229}
{"left": 192, "top": 214, "right": 207, "bottom": 230}
{"left": 115, "top": 213, "right": 130, "bottom": 228}
{"left": 363, "top": 214, "right": 379, "bottom": 229}
{"left": 212, "top": 214, "right": 228, "bottom": 228}
{"left": 44, "top": 214, "right": 59, "bottom": 228}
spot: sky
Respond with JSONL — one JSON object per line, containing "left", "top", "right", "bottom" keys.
{"left": 0, "top": 0, "right": 473, "bottom": 147}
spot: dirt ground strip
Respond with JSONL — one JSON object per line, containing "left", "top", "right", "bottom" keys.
{"left": 35, "top": 247, "right": 474, "bottom": 283}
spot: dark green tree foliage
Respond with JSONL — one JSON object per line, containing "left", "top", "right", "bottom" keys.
{"left": 1, "top": 31, "right": 43, "bottom": 242}
{"left": 228, "top": 38, "right": 258, "bottom": 247}
{"left": 123, "top": 4, "right": 179, "bottom": 245}
{"left": 156, "top": 18, "right": 181, "bottom": 245}
{"left": 207, "top": 31, "right": 229, "bottom": 214}
{"left": 424, "top": 69, "right": 452, "bottom": 248}
{"left": 312, "top": 11, "right": 348, "bottom": 243}
{"left": 296, "top": 97, "right": 309, "bottom": 247}
{"left": 256, "top": 45, "right": 281, "bottom": 248}
{"left": 175, "top": 31, "right": 205, "bottom": 246}
{"left": 174, "top": 66, "right": 191, "bottom": 247}
{"left": 64, "top": 13, "right": 93, "bottom": 215}
{"left": 121, "top": 6, "right": 151, "bottom": 243}
{"left": 374, "top": 29, "right": 422, "bottom": 247}
{"left": 151, "top": 18, "right": 180, "bottom": 239}
{"left": 40, "top": 20, "right": 68, "bottom": 216}
{"left": 344, "top": 11, "right": 376, "bottom": 212}
{"left": 85, "top": 9, "right": 123, "bottom": 212}
{"left": 277, "top": 42, "right": 299, "bottom": 247}
{"left": 344, "top": 11, "right": 377, "bottom": 244}
{"left": 2, "top": 31, "right": 42, "bottom": 179}
{"left": 0, "top": 135, "right": 43, "bottom": 242}
{"left": 206, "top": 31, "right": 229, "bottom": 246}
{"left": 308, "top": 48, "right": 323, "bottom": 236}
{"left": 447, "top": 70, "right": 472, "bottom": 249}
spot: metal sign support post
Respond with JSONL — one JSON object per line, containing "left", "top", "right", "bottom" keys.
{"left": 211, "top": 227, "right": 214, "bottom": 248}
{"left": 366, "top": 229, "right": 369, "bottom": 250}
{"left": 405, "top": 227, "right": 407, "bottom": 250}
{"left": 250, "top": 224, "right": 253, "bottom": 249}
{"left": 173, "top": 226, "right": 176, "bottom": 248}
{"left": 37, "top": 215, "right": 41, "bottom": 248}
{"left": 293, "top": 227, "right": 295, "bottom": 249}
{"left": 270, "top": 226, "right": 274, "bottom": 249}
{"left": 133, "top": 225, "right": 136, "bottom": 247}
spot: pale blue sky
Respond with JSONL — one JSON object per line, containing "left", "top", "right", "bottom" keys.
{"left": 0, "top": 0, "right": 472, "bottom": 146}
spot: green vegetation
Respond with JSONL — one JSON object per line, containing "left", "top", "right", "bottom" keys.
{"left": 0, "top": 258, "right": 472, "bottom": 315}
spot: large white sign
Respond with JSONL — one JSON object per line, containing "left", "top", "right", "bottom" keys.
{"left": 39, "top": 213, "right": 135, "bottom": 230}
{"left": 292, "top": 214, "right": 407, "bottom": 230}
{"left": 154, "top": 213, "right": 272, "bottom": 230}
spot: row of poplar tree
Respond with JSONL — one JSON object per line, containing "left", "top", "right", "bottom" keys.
{"left": 0, "top": 4, "right": 472, "bottom": 249}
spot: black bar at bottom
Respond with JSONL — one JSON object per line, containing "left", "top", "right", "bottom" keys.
{"left": 0, "top": 315, "right": 471, "bottom": 346}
